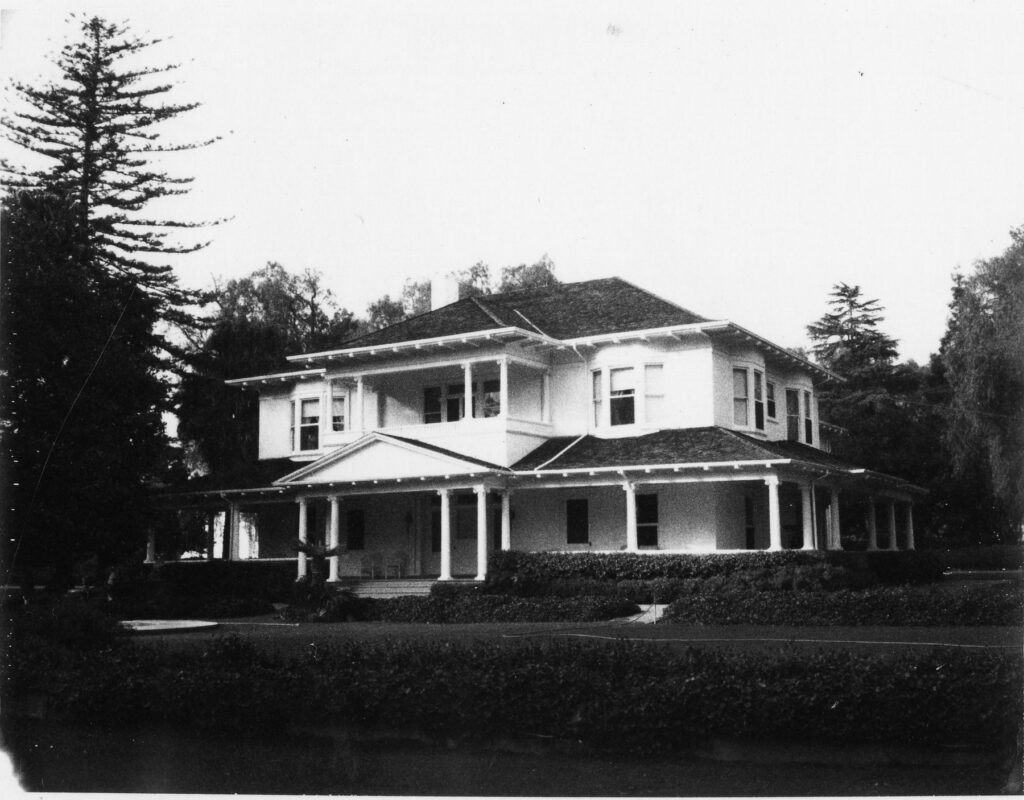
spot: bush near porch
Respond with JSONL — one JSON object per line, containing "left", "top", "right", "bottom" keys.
{"left": 486, "top": 550, "right": 949, "bottom": 596}
{"left": 5, "top": 612, "right": 1020, "bottom": 755}
{"left": 660, "top": 580, "right": 1023, "bottom": 626}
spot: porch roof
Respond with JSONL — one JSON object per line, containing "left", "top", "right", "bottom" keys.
{"left": 159, "top": 457, "right": 301, "bottom": 498}
{"left": 511, "top": 426, "right": 922, "bottom": 491}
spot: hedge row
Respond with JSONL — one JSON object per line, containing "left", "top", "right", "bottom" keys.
{"left": 106, "top": 595, "right": 275, "bottom": 620}
{"left": 145, "top": 560, "right": 297, "bottom": 601}
{"left": 661, "top": 581, "right": 1024, "bottom": 626}
{"left": 941, "top": 545, "right": 1024, "bottom": 572}
{"left": 487, "top": 550, "right": 947, "bottom": 592}
{"left": 6, "top": 618, "right": 1020, "bottom": 752}
{"left": 359, "top": 595, "right": 640, "bottom": 623}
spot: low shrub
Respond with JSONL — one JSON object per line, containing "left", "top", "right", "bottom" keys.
{"left": 282, "top": 585, "right": 364, "bottom": 622}
{"left": 863, "top": 551, "right": 947, "bottom": 584}
{"left": 942, "top": 545, "right": 1024, "bottom": 572}
{"left": 428, "top": 581, "right": 486, "bottom": 598}
{"left": 8, "top": 596, "right": 125, "bottom": 651}
{"left": 361, "top": 595, "right": 641, "bottom": 623}
{"left": 661, "top": 581, "right": 1023, "bottom": 626}
{"left": 106, "top": 594, "right": 275, "bottom": 620}
{"left": 6, "top": 634, "right": 1020, "bottom": 752}
{"left": 152, "top": 560, "right": 297, "bottom": 602}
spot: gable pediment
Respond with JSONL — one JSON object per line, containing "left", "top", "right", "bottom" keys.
{"left": 274, "top": 435, "right": 501, "bottom": 485}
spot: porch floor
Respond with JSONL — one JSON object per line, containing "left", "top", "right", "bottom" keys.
{"left": 339, "top": 577, "right": 480, "bottom": 598}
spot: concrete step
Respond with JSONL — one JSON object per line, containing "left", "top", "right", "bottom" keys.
{"left": 349, "top": 580, "right": 436, "bottom": 598}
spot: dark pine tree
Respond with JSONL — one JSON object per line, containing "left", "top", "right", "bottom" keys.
{"left": 2, "top": 16, "right": 215, "bottom": 588}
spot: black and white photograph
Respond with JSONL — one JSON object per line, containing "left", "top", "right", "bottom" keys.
{"left": 1, "top": 0, "right": 1022, "bottom": 795}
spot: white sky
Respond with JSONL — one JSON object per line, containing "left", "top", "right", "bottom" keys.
{"left": 3, "top": 0, "right": 1024, "bottom": 362}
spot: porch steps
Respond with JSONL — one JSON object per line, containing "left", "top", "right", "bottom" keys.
{"left": 347, "top": 579, "right": 437, "bottom": 598}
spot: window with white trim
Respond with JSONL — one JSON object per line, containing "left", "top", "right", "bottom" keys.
{"left": 423, "top": 384, "right": 471, "bottom": 424}
{"left": 609, "top": 367, "right": 635, "bottom": 426}
{"left": 299, "top": 398, "right": 320, "bottom": 451}
{"left": 331, "top": 389, "right": 347, "bottom": 432}
{"left": 786, "top": 389, "right": 800, "bottom": 441}
{"left": 637, "top": 494, "right": 658, "bottom": 547}
{"left": 753, "top": 370, "right": 765, "bottom": 431}
{"left": 566, "top": 498, "right": 589, "bottom": 544}
{"left": 766, "top": 381, "right": 777, "bottom": 420}
{"left": 733, "top": 368, "right": 749, "bottom": 426}
{"left": 592, "top": 370, "right": 603, "bottom": 426}
{"left": 644, "top": 364, "right": 666, "bottom": 424}
{"left": 803, "top": 390, "right": 814, "bottom": 445}
{"left": 289, "top": 400, "right": 296, "bottom": 450}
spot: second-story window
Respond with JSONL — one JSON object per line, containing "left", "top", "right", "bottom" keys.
{"left": 753, "top": 370, "right": 765, "bottom": 431}
{"left": 592, "top": 371, "right": 603, "bottom": 426}
{"left": 424, "top": 387, "right": 442, "bottom": 424}
{"left": 804, "top": 390, "right": 814, "bottom": 445}
{"left": 733, "top": 368, "right": 748, "bottom": 426}
{"left": 473, "top": 380, "right": 501, "bottom": 418}
{"left": 609, "top": 367, "right": 635, "bottom": 426}
{"left": 786, "top": 389, "right": 800, "bottom": 441}
{"left": 299, "top": 398, "right": 320, "bottom": 451}
{"left": 644, "top": 364, "right": 666, "bottom": 424}
{"left": 766, "top": 381, "right": 777, "bottom": 420}
{"left": 331, "top": 392, "right": 346, "bottom": 432}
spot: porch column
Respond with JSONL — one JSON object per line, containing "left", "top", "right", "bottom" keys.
{"left": 866, "top": 496, "right": 878, "bottom": 551}
{"left": 829, "top": 488, "right": 842, "bottom": 550}
{"left": 145, "top": 526, "right": 156, "bottom": 564}
{"left": 800, "top": 483, "right": 815, "bottom": 550}
{"left": 463, "top": 362, "right": 474, "bottom": 420}
{"left": 499, "top": 357, "right": 509, "bottom": 419}
{"left": 356, "top": 375, "right": 365, "bottom": 434}
{"left": 766, "top": 476, "right": 782, "bottom": 551}
{"left": 296, "top": 497, "right": 308, "bottom": 580}
{"left": 500, "top": 490, "right": 512, "bottom": 551}
{"left": 228, "top": 502, "right": 241, "bottom": 560}
{"left": 624, "top": 482, "right": 638, "bottom": 552}
{"left": 474, "top": 485, "right": 488, "bottom": 581}
{"left": 328, "top": 496, "right": 341, "bottom": 582}
{"left": 887, "top": 500, "right": 898, "bottom": 551}
{"left": 438, "top": 489, "right": 452, "bottom": 581}
{"left": 905, "top": 503, "right": 916, "bottom": 550}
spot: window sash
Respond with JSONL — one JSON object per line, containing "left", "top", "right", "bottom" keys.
{"left": 786, "top": 389, "right": 800, "bottom": 441}
{"left": 645, "top": 364, "right": 666, "bottom": 424}
{"left": 803, "top": 391, "right": 814, "bottom": 444}
{"left": 299, "top": 399, "right": 319, "bottom": 451}
{"left": 733, "top": 368, "right": 748, "bottom": 426}
{"left": 332, "top": 395, "right": 346, "bottom": 432}
{"left": 636, "top": 494, "right": 658, "bottom": 547}
{"left": 592, "top": 370, "right": 603, "bottom": 426}
{"left": 766, "top": 382, "right": 777, "bottom": 419}
{"left": 754, "top": 370, "right": 765, "bottom": 430}
{"left": 566, "top": 498, "right": 589, "bottom": 544}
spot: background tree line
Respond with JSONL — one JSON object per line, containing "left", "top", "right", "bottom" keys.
{"left": 2, "top": 16, "right": 1019, "bottom": 593}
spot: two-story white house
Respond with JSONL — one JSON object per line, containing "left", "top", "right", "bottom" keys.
{"left": 163, "top": 277, "right": 920, "bottom": 581}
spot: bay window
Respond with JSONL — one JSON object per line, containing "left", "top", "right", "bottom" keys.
{"left": 609, "top": 367, "right": 635, "bottom": 426}
{"left": 644, "top": 364, "right": 666, "bottom": 424}
{"left": 753, "top": 370, "right": 765, "bottom": 430}
{"left": 733, "top": 368, "right": 748, "bottom": 426}
{"left": 299, "top": 398, "right": 320, "bottom": 451}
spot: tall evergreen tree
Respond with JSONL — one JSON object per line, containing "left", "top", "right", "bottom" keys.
{"left": 806, "top": 283, "right": 899, "bottom": 385}
{"left": 2, "top": 16, "right": 214, "bottom": 587}
{"left": 2, "top": 14, "right": 214, "bottom": 324}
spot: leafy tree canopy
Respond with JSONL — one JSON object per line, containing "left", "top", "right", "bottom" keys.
{"left": 940, "top": 227, "right": 1024, "bottom": 535}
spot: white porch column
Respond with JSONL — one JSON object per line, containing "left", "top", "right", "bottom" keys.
{"left": 905, "top": 504, "right": 916, "bottom": 550}
{"left": 499, "top": 357, "right": 509, "bottom": 419}
{"left": 228, "top": 502, "right": 241, "bottom": 560}
{"left": 887, "top": 500, "right": 898, "bottom": 551}
{"left": 463, "top": 362, "right": 474, "bottom": 419}
{"left": 328, "top": 496, "right": 341, "bottom": 582}
{"left": 800, "top": 483, "right": 815, "bottom": 550}
{"left": 438, "top": 489, "right": 452, "bottom": 580}
{"left": 866, "top": 496, "right": 878, "bottom": 551}
{"left": 766, "top": 476, "right": 782, "bottom": 551}
{"left": 475, "top": 485, "right": 488, "bottom": 581}
{"left": 296, "top": 497, "right": 308, "bottom": 580}
{"left": 145, "top": 527, "right": 156, "bottom": 564}
{"left": 829, "top": 488, "right": 842, "bottom": 550}
{"left": 624, "top": 482, "right": 638, "bottom": 552}
{"left": 356, "top": 375, "right": 365, "bottom": 434}
{"left": 500, "top": 491, "right": 512, "bottom": 551}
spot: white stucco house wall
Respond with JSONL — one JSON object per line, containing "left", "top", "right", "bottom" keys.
{"left": 162, "top": 277, "right": 920, "bottom": 581}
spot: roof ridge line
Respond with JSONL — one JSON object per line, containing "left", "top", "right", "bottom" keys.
{"left": 469, "top": 295, "right": 511, "bottom": 328}
{"left": 534, "top": 434, "right": 588, "bottom": 471}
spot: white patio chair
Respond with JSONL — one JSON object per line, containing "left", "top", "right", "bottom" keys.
{"left": 384, "top": 551, "right": 408, "bottom": 579}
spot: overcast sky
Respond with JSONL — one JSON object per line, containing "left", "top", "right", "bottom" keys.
{"left": 3, "top": 0, "right": 1023, "bottom": 362}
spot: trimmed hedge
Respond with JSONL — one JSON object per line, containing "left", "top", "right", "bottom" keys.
{"left": 942, "top": 545, "right": 1024, "bottom": 572}
{"left": 661, "top": 581, "right": 1024, "bottom": 626}
{"left": 360, "top": 595, "right": 641, "bottom": 623}
{"left": 106, "top": 594, "right": 275, "bottom": 620}
{"left": 487, "top": 550, "right": 945, "bottom": 595}
{"left": 147, "top": 560, "right": 297, "bottom": 602}
{"left": 7, "top": 630, "right": 1021, "bottom": 753}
